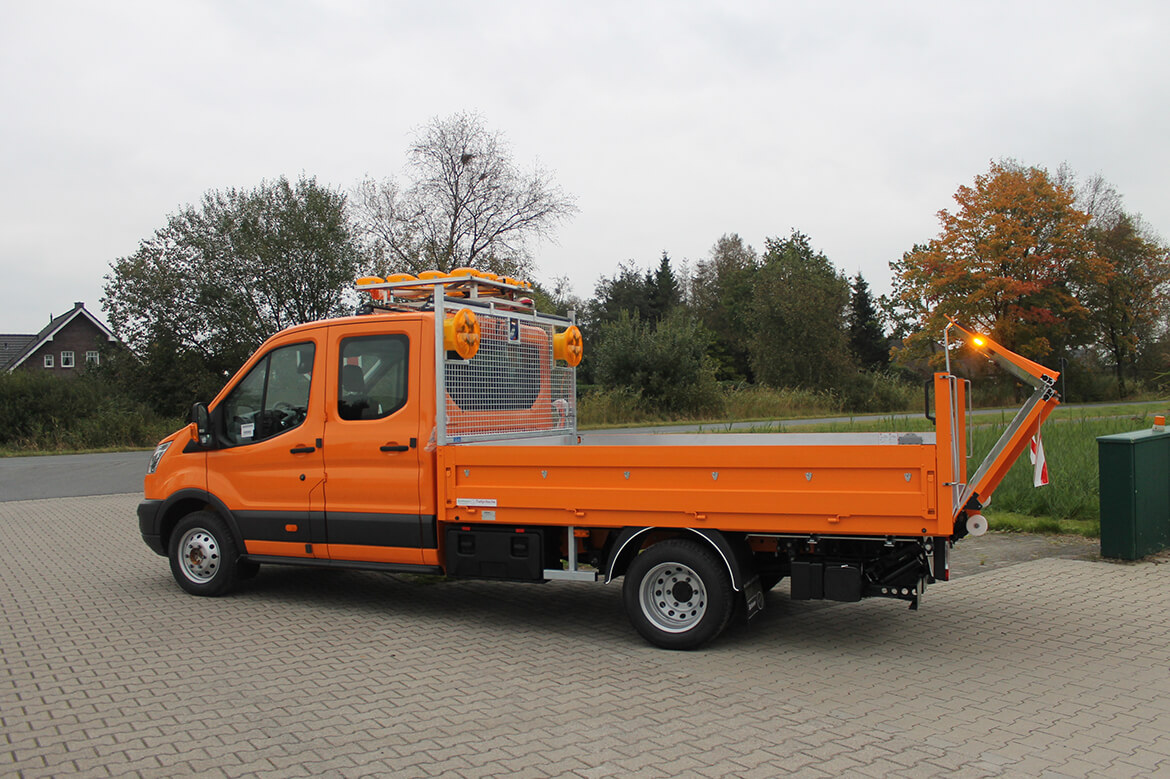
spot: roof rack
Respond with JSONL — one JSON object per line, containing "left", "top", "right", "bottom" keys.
{"left": 358, "top": 269, "right": 532, "bottom": 306}
{"left": 355, "top": 269, "right": 573, "bottom": 324}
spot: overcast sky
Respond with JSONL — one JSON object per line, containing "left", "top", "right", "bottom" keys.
{"left": 2, "top": 0, "right": 1168, "bottom": 334}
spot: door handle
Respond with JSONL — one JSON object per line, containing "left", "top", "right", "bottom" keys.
{"left": 380, "top": 444, "right": 409, "bottom": 452}
{"left": 290, "top": 446, "right": 316, "bottom": 454}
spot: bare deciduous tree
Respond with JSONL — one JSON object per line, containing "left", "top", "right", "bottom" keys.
{"left": 353, "top": 112, "right": 577, "bottom": 278}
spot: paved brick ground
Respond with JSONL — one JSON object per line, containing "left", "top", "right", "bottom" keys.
{"left": 3, "top": 494, "right": 1170, "bottom": 778}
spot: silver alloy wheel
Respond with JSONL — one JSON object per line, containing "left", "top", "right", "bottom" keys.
{"left": 638, "top": 561, "right": 708, "bottom": 633}
{"left": 177, "top": 527, "right": 220, "bottom": 583}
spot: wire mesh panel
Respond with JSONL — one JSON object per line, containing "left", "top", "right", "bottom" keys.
{"left": 443, "top": 309, "right": 576, "bottom": 442}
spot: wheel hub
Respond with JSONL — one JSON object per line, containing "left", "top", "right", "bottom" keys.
{"left": 178, "top": 528, "right": 220, "bottom": 583}
{"left": 638, "top": 562, "right": 708, "bottom": 634}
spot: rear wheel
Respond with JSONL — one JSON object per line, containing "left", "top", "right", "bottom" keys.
{"left": 168, "top": 511, "right": 240, "bottom": 596}
{"left": 623, "top": 539, "right": 733, "bottom": 650}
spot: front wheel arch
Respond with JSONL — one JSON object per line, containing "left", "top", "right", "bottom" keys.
{"left": 156, "top": 489, "right": 245, "bottom": 559}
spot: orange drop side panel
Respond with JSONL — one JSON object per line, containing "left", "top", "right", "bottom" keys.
{"left": 438, "top": 438, "right": 949, "bottom": 537}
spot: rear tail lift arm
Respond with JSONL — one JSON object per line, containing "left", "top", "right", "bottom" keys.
{"left": 944, "top": 318, "right": 1061, "bottom": 519}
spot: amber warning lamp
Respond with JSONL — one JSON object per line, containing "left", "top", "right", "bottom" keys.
{"left": 553, "top": 326, "right": 583, "bottom": 366}
{"left": 444, "top": 308, "right": 481, "bottom": 360}
{"left": 945, "top": 317, "right": 1059, "bottom": 390}
{"left": 355, "top": 275, "right": 389, "bottom": 302}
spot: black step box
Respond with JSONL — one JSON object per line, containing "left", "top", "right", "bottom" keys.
{"left": 823, "top": 564, "right": 862, "bottom": 602}
{"left": 790, "top": 561, "right": 823, "bottom": 600}
{"left": 790, "top": 561, "right": 862, "bottom": 602}
{"left": 445, "top": 526, "right": 546, "bottom": 581}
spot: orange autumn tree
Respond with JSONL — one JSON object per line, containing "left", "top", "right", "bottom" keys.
{"left": 890, "top": 161, "right": 1105, "bottom": 366}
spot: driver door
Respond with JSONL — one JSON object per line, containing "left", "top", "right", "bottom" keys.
{"left": 207, "top": 332, "right": 326, "bottom": 558}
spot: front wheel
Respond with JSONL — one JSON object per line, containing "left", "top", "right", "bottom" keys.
{"left": 168, "top": 511, "right": 241, "bottom": 596}
{"left": 623, "top": 539, "right": 734, "bottom": 650}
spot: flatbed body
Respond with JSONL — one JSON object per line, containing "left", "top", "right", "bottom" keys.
{"left": 440, "top": 432, "right": 945, "bottom": 538}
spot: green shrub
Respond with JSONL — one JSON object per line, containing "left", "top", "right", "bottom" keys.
{"left": 720, "top": 384, "right": 842, "bottom": 420}
{"left": 838, "top": 371, "right": 918, "bottom": 413}
{"left": 0, "top": 371, "right": 182, "bottom": 452}
{"left": 577, "top": 387, "right": 659, "bottom": 427}
{"left": 591, "top": 311, "right": 721, "bottom": 416}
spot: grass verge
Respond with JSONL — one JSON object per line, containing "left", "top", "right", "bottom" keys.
{"left": 985, "top": 510, "right": 1100, "bottom": 538}
{"left": 969, "top": 412, "right": 1164, "bottom": 523}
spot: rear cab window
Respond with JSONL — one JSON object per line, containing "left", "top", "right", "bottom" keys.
{"left": 337, "top": 334, "right": 409, "bottom": 421}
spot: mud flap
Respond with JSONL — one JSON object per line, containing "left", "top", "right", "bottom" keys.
{"left": 743, "top": 575, "right": 766, "bottom": 620}
{"left": 929, "top": 537, "right": 950, "bottom": 582}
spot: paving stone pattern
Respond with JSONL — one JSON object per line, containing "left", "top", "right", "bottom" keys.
{"left": 3, "top": 494, "right": 1170, "bottom": 778}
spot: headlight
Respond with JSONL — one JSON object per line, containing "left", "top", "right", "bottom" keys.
{"left": 147, "top": 441, "right": 172, "bottom": 475}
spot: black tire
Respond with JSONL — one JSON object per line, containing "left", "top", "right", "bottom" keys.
{"left": 168, "top": 511, "right": 241, "bottom": 596}
{"left": 622, "top": 539, "right": 734, "bottom": 650}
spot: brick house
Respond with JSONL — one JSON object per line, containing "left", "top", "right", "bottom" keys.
{"left": 1, "top": 302, "right": 120, "bottom": 377}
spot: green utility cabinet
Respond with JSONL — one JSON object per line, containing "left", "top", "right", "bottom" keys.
{"left": 1098, "top": 428, "right": 1170, "bottom": 560}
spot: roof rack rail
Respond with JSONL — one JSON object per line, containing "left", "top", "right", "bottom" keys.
{"left": 355, "top": 269, "right": 574, "bottom": 323}
{"left": 357, "top": 269, "right": 532, "bottom": 303}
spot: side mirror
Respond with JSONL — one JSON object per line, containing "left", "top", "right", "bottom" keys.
{"left": 189, "top": 403, "right": 213, "bottom": 448}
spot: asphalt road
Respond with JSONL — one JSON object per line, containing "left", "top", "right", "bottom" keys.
{"left": 0, "top": 450, "right": 149, "bottom": 502}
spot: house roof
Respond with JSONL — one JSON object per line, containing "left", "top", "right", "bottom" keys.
{"left": 0, "top": 335, "right": 37, "bottom": 371}
{"left": 3, "top": 302, "right": 118, "bottom": 372}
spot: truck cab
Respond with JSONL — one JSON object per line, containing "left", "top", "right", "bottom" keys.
{"left": 140, "top": 271, "right": 579, "bottom": 588}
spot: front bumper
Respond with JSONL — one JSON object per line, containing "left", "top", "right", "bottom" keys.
{"left": 138, "top": 499, "right": 166, "bottom": 556}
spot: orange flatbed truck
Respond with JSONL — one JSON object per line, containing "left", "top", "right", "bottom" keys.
{"left": 139, "top": 272, "right": 1061, "bottom": 649}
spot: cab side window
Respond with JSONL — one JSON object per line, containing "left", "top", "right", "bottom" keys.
{"left": 337, "top": 335, "right": 408, "bottom": 421}
{"left": 221, "top": 342, "right": 315, "bottom": 445}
